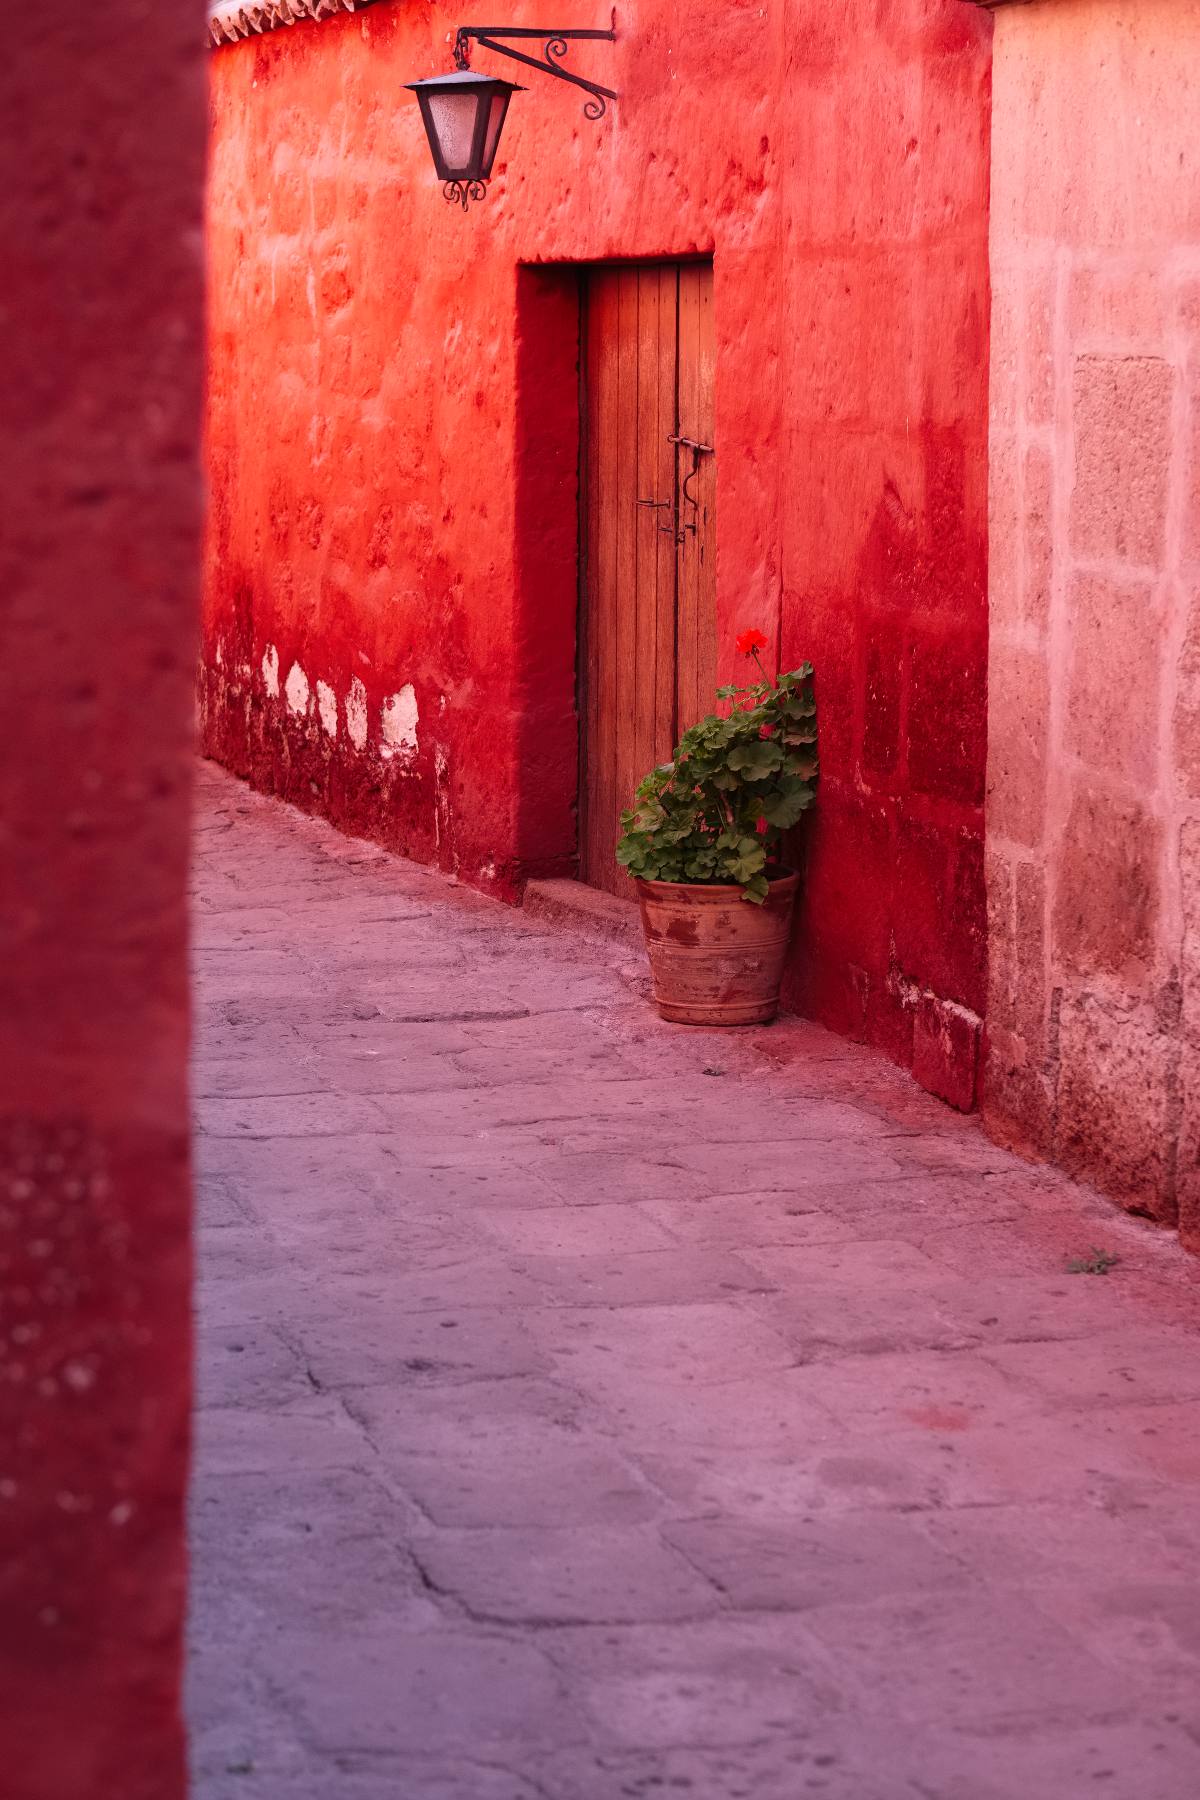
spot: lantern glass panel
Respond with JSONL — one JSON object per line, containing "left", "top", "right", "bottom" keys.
{"left": 481, "top": 92, "right": 510, "bottom": 175}
{"left": 427, "top": 90, "right": 487, "bottom": 177}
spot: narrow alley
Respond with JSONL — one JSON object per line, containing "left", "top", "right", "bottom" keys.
{"left": 189, "top": 763, "right": 1200, "bottom": 1800}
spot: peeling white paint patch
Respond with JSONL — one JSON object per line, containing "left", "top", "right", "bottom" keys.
{"left": 262, "top": 643, "right": 280, "bottom": 698}
{"left": 316, "top": 679, "right": 338, "bottom": 738}
{"left": 381, "top": 684, "right": 419, "bottom": 761}
{"left": 214, "top": 639, "right": 224, "bottom": 668}
{"left": 346, "top": 677, "right": 369, "bottom": 751}
{"left": 285, "top": 662, "right": 310, "bottom": 716}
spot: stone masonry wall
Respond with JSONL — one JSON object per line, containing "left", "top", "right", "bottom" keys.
{"left": 985, "top": 0, "right": 1200, "bottom": 1246}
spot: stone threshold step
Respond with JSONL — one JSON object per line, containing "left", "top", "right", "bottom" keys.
{"left": 521, "top": 877, "right": 643, "bottom": 950}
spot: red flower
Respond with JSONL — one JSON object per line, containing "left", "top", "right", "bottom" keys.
{"left": 736, "top": 628, "right": 769, "bottom": 657}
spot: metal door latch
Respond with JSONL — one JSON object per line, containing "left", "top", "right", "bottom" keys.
{"left": 636, "top": 496, "right": 676, "bottom": 537}
{"left": 636, "top": 436, "right": 714, "bottom": 544}
{"left": 669, "top": 435, "right": 713, "bottom": 540}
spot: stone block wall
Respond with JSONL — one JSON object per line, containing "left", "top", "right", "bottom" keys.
{"left": 985, "top": 0, "right": 1200, "bottom": 1245}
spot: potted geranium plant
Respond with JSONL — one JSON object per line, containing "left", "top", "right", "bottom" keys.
{"left": 616, "top": 629, "right": 817, "bottom": 1025}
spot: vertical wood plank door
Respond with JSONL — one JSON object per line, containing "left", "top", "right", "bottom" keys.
{"left": 579, "top": 260, "right": 715, "bottom": 895}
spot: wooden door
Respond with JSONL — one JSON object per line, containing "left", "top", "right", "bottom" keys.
{"left": 579, "top": 261, "right": 715, "bottom": 895}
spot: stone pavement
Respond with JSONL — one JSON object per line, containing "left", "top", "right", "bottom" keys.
{"left": 189, "top": 762, "right": 1200, "bottom": 1800}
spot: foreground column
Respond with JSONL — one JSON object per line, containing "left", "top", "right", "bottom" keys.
{"left": 0, "top": 6, "right": 206, "bottom": 1797}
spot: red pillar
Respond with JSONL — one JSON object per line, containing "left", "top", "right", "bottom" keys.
{"left": 0, "top": 5, "right": 205, "bottom": 1796}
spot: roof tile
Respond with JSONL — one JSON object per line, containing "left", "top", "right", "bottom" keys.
{"left": 207, "top": 0, "right": 383, "bottom": 49}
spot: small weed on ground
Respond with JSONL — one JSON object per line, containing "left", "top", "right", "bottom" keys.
{"left": 1066, "top": 1246, "right": 1120, "bottom": 1275}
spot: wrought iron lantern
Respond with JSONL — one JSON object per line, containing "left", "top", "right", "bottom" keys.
{"left": 405, "top": 66, "right": 523, "bottom": 212}
{"left": 407, "top": 25, "right": 618, "bottom": 212}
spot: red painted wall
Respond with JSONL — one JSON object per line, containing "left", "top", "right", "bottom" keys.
{"left": 0, "top": 6, "right": 205, "bottom": 1797}
{"left": 204, "top": 0, "right": 991, "bottom": 1100}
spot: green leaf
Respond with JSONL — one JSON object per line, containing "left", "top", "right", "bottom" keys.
{"left": 727, "top": 740, "right": 783, "bottom": 779}
{"left": 760, "top": 791, "right": 805, "bottom": 829}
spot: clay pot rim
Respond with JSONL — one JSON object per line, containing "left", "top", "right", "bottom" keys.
{"left": 635, "top": 868, "right": 799, "bottom": 898}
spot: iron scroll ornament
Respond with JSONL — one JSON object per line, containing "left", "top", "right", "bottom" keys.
{"left": 444, "top": 179, "right": 488, "bottom": 211}
{"left": 452, "top": 25, "right": 618, "bottom": 122}
{"left": 546, "top": 37, "right": 609, "bottom": 121}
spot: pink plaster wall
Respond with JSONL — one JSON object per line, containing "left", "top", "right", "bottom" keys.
{"left": 984, "top": 0, "right": 1200, "bottom": 1246}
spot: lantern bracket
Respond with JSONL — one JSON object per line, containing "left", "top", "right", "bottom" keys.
{"left": 452, "top": 25, "right": 618, "bottom": 120}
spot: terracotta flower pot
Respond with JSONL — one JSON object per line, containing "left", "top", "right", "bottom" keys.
{"left": 634, "top": 870, "right": 799, "bottom": 1026}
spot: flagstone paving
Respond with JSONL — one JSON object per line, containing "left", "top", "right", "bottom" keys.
{"left": 188, "top": 762, "right": 1200, "bottom": 1800}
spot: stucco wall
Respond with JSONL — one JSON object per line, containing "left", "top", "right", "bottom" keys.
{"left": 203, "top": 0, "right": 992, "bottom": 1102}
{"left": 985, "top": 0, "right": 1200, "bottom": 1244}
{"left": 0, "top": 5, "right": 205, "bottom": 1795}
